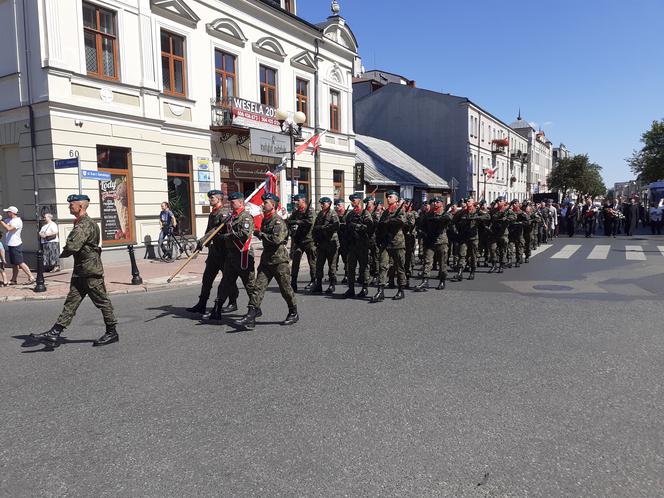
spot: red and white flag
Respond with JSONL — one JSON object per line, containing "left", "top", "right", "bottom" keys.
{"left": 484, "top": 168, "right": 495, "bottom": 180}
{"left": 244, "top": 158, "right": 286, "bottom": 230}
{"left": 295, "top": 130, "right": 327, "bottom": 156}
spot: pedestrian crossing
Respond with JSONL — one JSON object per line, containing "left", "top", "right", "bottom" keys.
{"left": 531, "top": 242, "right": 664, "bottom": 261}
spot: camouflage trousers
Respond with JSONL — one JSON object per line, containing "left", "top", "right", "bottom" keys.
{"left": 56, "top": 276, "right": 116, "bottom": 328}
{"left": 457, "top": 239, "right": 478, "bottom": 272}
{"left": 315, "top": 242, "right": 339, "bottom": 283}
{"left": 368, "top": 239, "right": 379, "bottom": 277}
{"left": 253, "top": 261, "right": 296, "bottom": 310}
{"left": 346, "top": 242, "right": 370, "bottom": 286}
{"left": 422, "top": 243, "right": 448, "bottom": 280}
{"left": 379, "top": 247, "right": 406, "bottom": 287}
{"left": 217, "top": 252, "right": 257, "bottom": 308}
{"left": 509, "top": 235, "right": 525, "bottom": 263}
{"left": 404, "top": 234, "right": 416, "bottom": 278}
{"left": 489, "top": 236, "right": 509, "bottom": 265}
{"left": 201, "top": 246, "right": 238, "bottom": 303}
{"left": 523, "top": 233, "right": 532, "bottom": 258}
{"left": 290, "top": 241, "right": 316, "bottom": 283}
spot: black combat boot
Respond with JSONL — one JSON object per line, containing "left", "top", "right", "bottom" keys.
{"left": 393, "top": 286, "right": 405, "bottom": 300}
{"left": 515, "top": 258, "right": 521, "bottom": 268}
{"left": 414, "top": 278, "right": 429, "bottom": 292}
{"left": 208, "top": 301, "right": 223, "bottom": 320}
{"left": 186, "top": 297, "right": 207, "bottom": 314}
{"left": 291, "top": 278, "right": 298, "bottom": 293}
{"left": 358, "top": 286, "right": 369, "bottom": 298}
{"left": 282, "top": 307, "right": 299, "bottom": 326}
{"left": 304, "top": 280, "right": 315, "bottom": 291}
{"left": 93, "top": 324, "right": 119, "bottom": 347}
{"left": 497, "top": 264, "right": 504, "bottom": 274}
{"left": 221, "top": 301, "right": 238, "bottom": 313}
{"left": 343, "top": 285, "right": 356, "bottom": 298}
{"left": 235, "top": 307, "right": 258, "bottom": 330}
{"left": 468, "top": 271, "right": 475, "bottom": 280}
{"left": 370, "top": 286, "right": 385, "bottom": 303}
{"left": 325, "top": 281, "right": 336, "bottom": 294}
{"left": 31, "top": 324, "right": 64, "bottom": 345}
{"left": 524, "top": 257, "right": 529, "bottom": 263}
{"left": 436, "top": 278, "right": 446, "bottom": 290}
{"left": 451, "top": 270, "right": 463, "bottom": 282}
{"left": 310, "top": 279, "right": 323, "bottom": 294}
{"left": 488, "top": 264, "right": 497, "bottom": 274}
{"left": 341, "top": 276, "right": 348, "bottom": 284}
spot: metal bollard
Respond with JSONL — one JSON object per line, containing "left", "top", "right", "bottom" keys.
{"left": 127, "top": 245, "right": 143, "bottom": 285}
{"left": 34, "top": 247, "right": 47, "bottom": 292}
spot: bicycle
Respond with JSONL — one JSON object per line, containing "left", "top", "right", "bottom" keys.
{"left": 158, "top": 227, "right": 197, "bottom": 262}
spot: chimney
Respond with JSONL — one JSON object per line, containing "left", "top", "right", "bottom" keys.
{"left": 407, "top": 80, "right": 416, "bottom": 88}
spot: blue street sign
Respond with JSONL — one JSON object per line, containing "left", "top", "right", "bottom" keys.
{"left": 81, "top": 170, "right": 111, "bottom": 181}
{"left": 54, "top": 157, "right": 80, "bottom": 169}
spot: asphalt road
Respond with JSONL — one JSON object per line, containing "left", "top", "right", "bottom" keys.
{"left": 2, "top": 234, "right": 664, "bottom": 496}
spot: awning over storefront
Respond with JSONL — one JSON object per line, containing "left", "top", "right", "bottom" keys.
{"left": 355, "top": 134, "right": 449, "bottom": 189}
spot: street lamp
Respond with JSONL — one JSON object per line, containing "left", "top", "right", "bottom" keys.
{"left": 276, "top": 109, "right": 306, "bottom": 210}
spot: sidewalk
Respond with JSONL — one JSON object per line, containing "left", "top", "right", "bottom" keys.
{"left": 0, "top": 253, "right": 211, "bottom": 302}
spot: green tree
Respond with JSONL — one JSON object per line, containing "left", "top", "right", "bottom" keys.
{"left": 628, "top": 119, "right": 664, "bottom": 183}
{"left": 548, "top": 157, "right": 579, "bottom": 199}
{"left": 548, "top": 154, "right": 606, "bottom": 199}
{"left": 576, "top": 162, "right": 606, "bottom": 198}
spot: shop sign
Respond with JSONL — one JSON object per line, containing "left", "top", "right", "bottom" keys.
{"left": 225, "top": 97, "right": 280, "bottom": 132}
{"left": 232, "top": 162, "right": 271, "bottom": 179}
{"left": 353, "top": 162, "right": 364, "bottom": 192}
{"left": 99, "top": 174, "right": 131, "bottom": 243}
{"left": 250, "top": 129, "right": 289, "bottom": 158}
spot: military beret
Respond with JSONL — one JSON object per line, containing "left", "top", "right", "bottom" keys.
{"left": 376, "top": 200, "right": 384, "bottom": 205}
{"left": 319, "top": 197, "right": 332, "bottom": 204}
{"left": 67, "top": 194, "right": 90, "bottom": 202}
{"left": 261, "top": 192, "right": 279, "bottom": 204}
{"left": 207, "top": 189, "right": 223, "bottom": 198}
{"left": 495, "top": 196, "right": 505, "bottom": 202}
{"left": 363, "top": 196, "right": 375, "bottom": 203}
{"left": 510, "top": 199, "right": 519, "bottom": 205}
{"left": 334, "top": 199, "right": 344, "bottom": 206}
{"left": 228, "top": 192, "right": 244, "bottom": 201}
{"left": 403, "top": 198, "right": 412, "bottom": 203}
{"left": 349, "top": 193, "right": 362, "bottom": 201}
{"left": 479, "top": 200, "right": 487, "bottom": 206}
{"left": 430, "top": 196, "right": 443, "bottom": 203}
{"left": 456, "top": 200, "right": 463, "bottom": 207}
{"left": 293, "top": 194, "right": 306, "bottom": 201}
{"left": 385, "top": 190, "right": 399, "bottom": 198}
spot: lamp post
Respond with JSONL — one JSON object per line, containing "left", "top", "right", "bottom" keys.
{"left": 276, "top": 109, "right": 306, "bottom": 211}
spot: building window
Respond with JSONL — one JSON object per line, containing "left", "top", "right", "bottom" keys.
{"left": 330, "top": 90, "right": 340, "bottom": 132}
{"left": 161, "top": 30, "right": 186, "bottom": 97}
{"left": 166, "top": 154, "right": 194, "bottom": 236}
{"left": 333, "top": 170, "right": 344, "bottom": 200}
{"left": 296, "top": 78, "right": 309, "bottom": 125}
{"left": 83, "top": 2, "right": 119, "bottom": 80}
{"left": 287, "top": 167, "right": 310, "bottom": 200}
{"left": 260, "top": 65, "right": 278, "bottom": 107}
{"left": 215, "top": 50, "right": 236, "bottom": 103}
{"left": 97, "top": 146, "right": 134, "bottom": 245}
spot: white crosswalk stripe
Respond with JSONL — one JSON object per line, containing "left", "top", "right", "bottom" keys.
{"left": 658, "top": 246, "right": 664, "bottom": 257}
{"left": 587, "top": 245, "right": 611, "bottom": 259}
{"left": 551, "top": 244, "right": 581, "bottom": 259}
{"left": 529, "top": 244, "right": 553, "bottom": 258}
{"left": 625, "top": 245, "right": 646, "bottom": 261}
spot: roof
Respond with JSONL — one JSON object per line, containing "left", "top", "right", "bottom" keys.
{"left": 510, "top": 117, "right": 535, "bottom": 130}
{"left": 355, "top": 134, "right": 449, "bottom": 189}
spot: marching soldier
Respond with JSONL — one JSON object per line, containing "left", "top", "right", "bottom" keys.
{"left": 489, "top": 197, "right": 515, "bottom": 273}
{"left": 415, "top": 197, "right": 453, "bottom": 291}
{"left": 343, "top": 193, "right": 374, "bottom": 298}
{"left": 453, "top": 199, "right": 489, "bottom": 281}
{"left": 477, "top": 200, "right": 491, "bottom": 267}
{"left": 416, "top": 202, "right": 430, "bottom": 263}
{"left": 32, "top": 194, "right": 118, "bottom": 347}
{"left": 187, "top": 190, "right": 239, "bottom": 318}
{"left": 371, "top": 190, "right": 407, "bottom": 302}
{"left": 508, "top": 200, "right": 526, "bottom": 267}
{"left": 364, "top": 196, "right": 379, "bottom": 283}
{"left": 287, "top": 194, "right": 316, "bottom": 292}
{"left": 521, "top": 201, "right": 533, "bottom": 263}
{"left": 403, "top": 199, "right": 417, "bottom": 288}
{"left": 311, "top": 197, "right": 340, "bottom": 294}
{"left": 236, "top": 193, "right": 298, "bottom": 330}
{"left": 334, "top": 199, "right": 349, "bottom": 284}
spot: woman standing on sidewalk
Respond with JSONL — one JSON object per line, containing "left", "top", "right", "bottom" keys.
{"left": 39, "top": 213, "right": 60, "bottom": 272}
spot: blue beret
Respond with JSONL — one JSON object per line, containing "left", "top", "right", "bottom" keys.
{"left": 228, "top": 192, "right": 244, "bottom": 201}
{"left": 319, "top": 197, "right": 332, "bottom": 204}
{"left": 293, "top": 194, "right": 306, "bottom": 201}
{"left": 385, "top": 190, "right": 399, "bottom": 197}
{"left": 67, "top": 194, "right": 90, "bottom": 202}
{"left": 495, "top": 196, "right": 505, "bottom": 202}
{"left": 349, "top": 193, "right": 362, "bottom": 201}
{"left": 479, "top": 200, "right": 487, "bottom": 206}
{"left": 510, "top": 199, "right": 519, "bottom": 205}
{"left": 334, "top": 199, "right": 344, "bottom": 206}
{"left": 207, "top": 190, "right": 223, "bottom": 198}
{"left": 403, "top": 198, "right": 412, "bottom": 203}
{"left": 363, "top": 196, "right": 375, "bottom": 203}
{"left": 262, "top": 193, "right": 280, "bottom": 204}
{"left": 376, "top": 200, "right": 383, "bottom": 205}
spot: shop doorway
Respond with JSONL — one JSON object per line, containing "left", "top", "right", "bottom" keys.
{"left": 166, "top": 154, "right": 194, "bottom": 235}
{"left": 241, "top": 181, "right": 257, "bottom": 198}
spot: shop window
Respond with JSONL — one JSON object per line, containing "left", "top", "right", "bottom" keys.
{"left": 330, "top": 90, "right": 340, "bottom": 132}
{"left": 83, "top": 2, "right": 119, "bottom": 80}
{"left": 166, "top": 154, "right": 194, "bottom": 235}
{"left": 97, "top": 146, "right": 134, "bottom": 245}
{"left": 287, "top": 167, "right": 310, "bottom": 200}
{"left": 296, "top": 78, "right": 309, "bottom": 126}
{"left": 260, "top": 65, "right": 278, "bottom": 107}
{"left": 215, "top": 50, "right": 236, "bottom": 103}
{"left": 161, "top": 30, "right": 187, "bottom": 97}
{"left": 333, "top": 170, "right": 344, "bottom": 200}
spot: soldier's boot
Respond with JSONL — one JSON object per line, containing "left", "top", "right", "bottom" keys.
{"left": 235, "top": 307, "right": 258, "bottom": 330}
{"left": 515, "top": 258, "right": 521, "bottom": 268}
{"left": 468, "top": 271, "right": 475, "bottom": 281}
{"left": 497, "top": 264, "right": 504, "bottom": 274}
{"left": 405, "top": 277, "right": 411, "bottom": 289}
{"left": 414, "top": 278, "right": 429, "bottom": 292}
{"left": 310, "top": 279, "right": 323, "bottom": 294}
{"left": 341, "top": 275, "right": 348, "bottom": 284}
{"left": 524, "top": 257, "right": 529, "bottom": 263}
{"left": 282, "top": 307, "right": 299, "bottom": 326}
{"left": 291, "top": 277, "right": 298, "bottom": 293}
{"left": 221, "top": 301, "right": 238, "bottom": 313}
{"left": 186, "top": 297, "right": 207, "bottom": 314}
{"left": 436, "top": 278, "right": 446, "bottom": 290}
{"left": 451, "top": 269, "right": 463, "bottom": 282}
{"left": 324, "top": 281, "right": 336, "bottom": 294}
{"left": 393, "top": 286, "right": 405, "bottom": 300}
{"left": 31, "top": 324, "right": 64, "bottom": 345}
{"left": 304, "top": 280, "right": 315, "bottom": 292}
{"left": 358, "top": 286, "right": 369, "bottom": 298}
{"left": 93, "top": 324, "right": 119, "bottom": 347}
{"left": 208, "top": 301, "right": 223, "bottom": 320}
{"left": 343, "top": 285, "right": 356, "bottom": 298}
{"left": 488, "top": 264, "right": 497, "bottom": 274}
{"left": 370, "top": 286, "right": 385, "bottom": 303}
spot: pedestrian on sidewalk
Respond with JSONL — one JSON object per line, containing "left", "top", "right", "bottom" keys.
{"left": 158, "top": 201, "right": 177, "bottom": 257}
{"left": 0, "top": 206, "right": 34, "bottom": 285}
{"left": 39, "top": 213, "right": 60, "bottom": 272}
{"left": 31, "top": 194, "right": 119, "bottom": 347}
{"left": 0, "top": 240, "right": 8, "bottom": 286}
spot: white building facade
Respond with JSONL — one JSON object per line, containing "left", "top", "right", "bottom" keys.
{"left": 510, "top": 114, "right": 553, "bottom": 197}
{"left": 0, "top": 0, "right": 360, "bottom": 257}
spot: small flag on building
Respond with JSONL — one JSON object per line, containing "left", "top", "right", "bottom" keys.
{"left": 295, "top": 130, "right": 327, "bottom": 155}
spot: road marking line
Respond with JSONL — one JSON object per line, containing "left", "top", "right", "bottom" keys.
{"left": 529, "top": 244, "right": 554, "bottom": 258}
{"left": 587, "top": 245, "right": 611, "bottom": 259}
{"left": 658, "top": 246, "right": 664, "bottom": 256}
{"left": 551, "top": 244, "right": 581, "bottom": 259}
{"left": 625, "top": 245, "right": 646, "bottom": 261}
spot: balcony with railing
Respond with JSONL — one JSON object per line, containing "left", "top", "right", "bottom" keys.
{"left": 210, "top": 96, "right": 281, "bottom": 141}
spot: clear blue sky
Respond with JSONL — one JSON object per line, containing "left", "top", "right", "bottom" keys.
{"left": 298, "top": 0, "right": 664, "bottom": 188}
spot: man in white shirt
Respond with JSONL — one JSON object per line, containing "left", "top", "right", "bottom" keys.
{"left": 0, "top": 206, "right": 34, "bottom": 284}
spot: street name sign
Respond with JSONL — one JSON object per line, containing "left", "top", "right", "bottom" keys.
{"left": 81, "top": 170, "right": 111, "bottom": 181}
{"left": 54, "top": 158, "right": 80, "bottom": 169}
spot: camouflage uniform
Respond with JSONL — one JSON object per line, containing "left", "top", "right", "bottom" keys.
{"left": 344, "top": 206, "right": 374, "bottom": 290}
{"left": 312, "top": 207, "right": 340, "bottom": 286}
{"left": 489, "top": 207, "right": 516, "bottom": 270}
{"left": 376, "top": 205, "right": 407, "bottom": 287}
{"left": 201, "top": 206, "right": 239, "bottom": 306}
{"left": 252, "top": 212, "right": 296, "bottom": 311}
{"left": 288, "top": 204, "right": 316, "bottom": 286}
{"left": 403, "top": 208, "right": 417, "bottom": 283}
{"left": 419, "top": 207, "right": 453, "bottom": 284}
{"left": 56, "top": 214, "right": 116, "bottom": 328}
{"left": 454, "top": 208, "right": 490, "bottom": 278}
{"left": 216, "top": 209, "right": 257, "bottom": 307}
